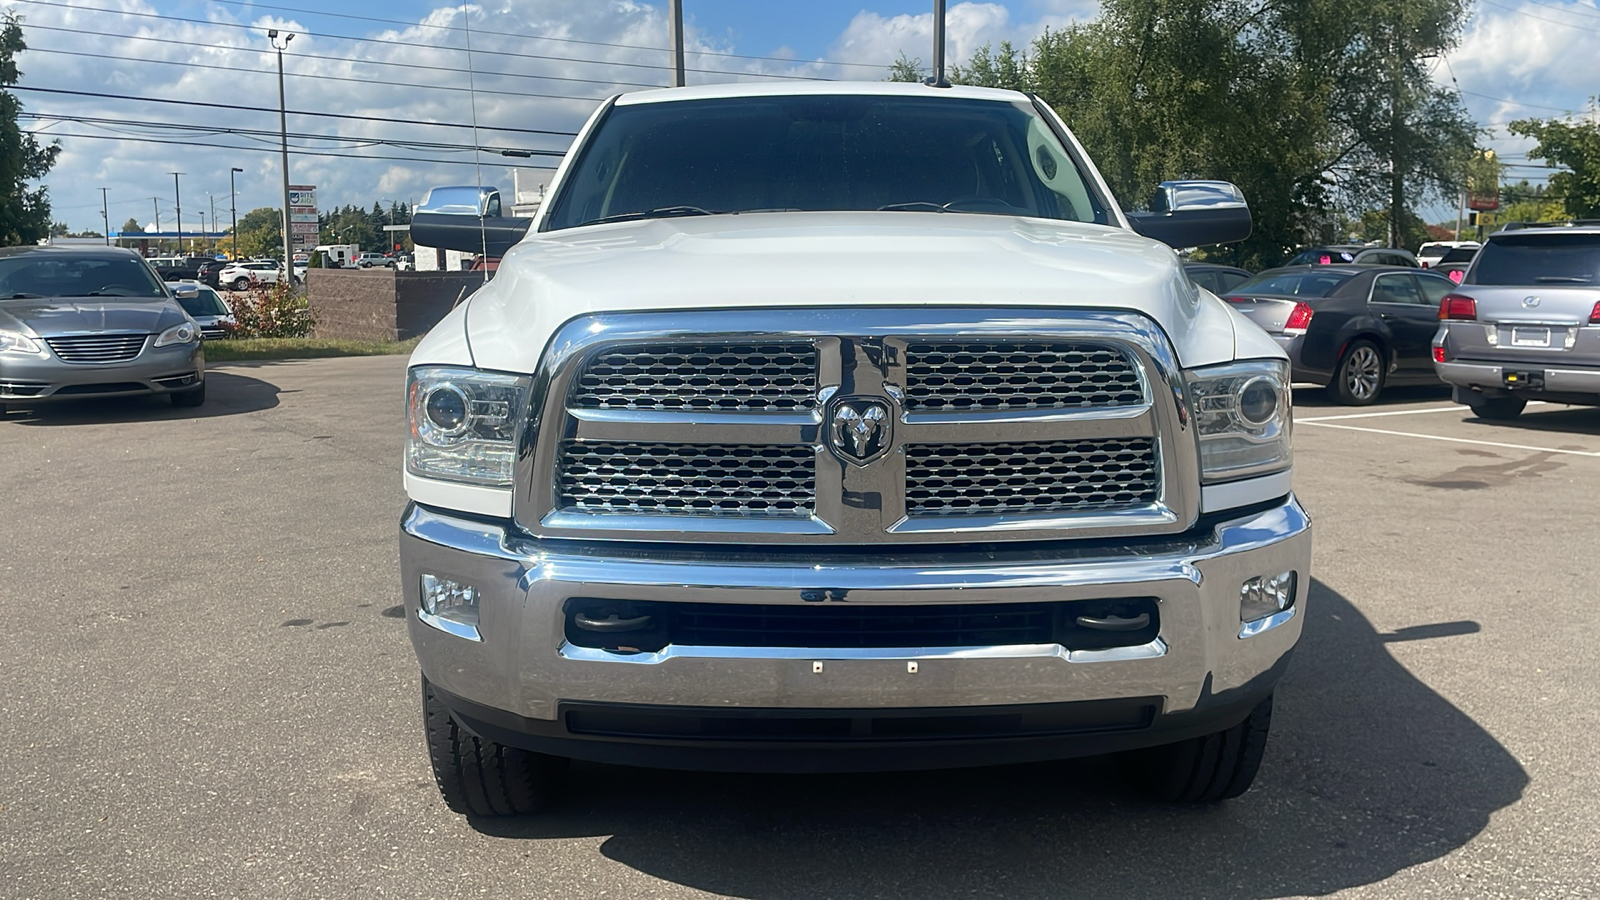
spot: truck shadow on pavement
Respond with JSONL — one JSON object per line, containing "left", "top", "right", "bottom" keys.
{"left": 472, "top": 578, "right": 1527, "bottom": 899}
{"left": 2, "top": 371, "right": 280, "bottom": 426}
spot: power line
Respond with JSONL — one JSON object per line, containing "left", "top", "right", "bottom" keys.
{"left": 24, "top": 45, "right": 618, "bottom": 104}
{"left": 1479, "top": 0, "right": 1600, "bottom": 34}
{"left": 24, "top": 128, "right": 561, "bottom": 170}
{"left": 7, "top": 85, "right": 580, "bottom": 137}
{"left": 184, "top": 0, "right": 900, "bottom": 71}
{"left": 10, "top": 0, "right": 835, "bottom": 82}
{"left": 18, "top": 112, "right": 567, "bottom": 158}
{"left": 21, "top": 21, "right": 665, "bottom": 92}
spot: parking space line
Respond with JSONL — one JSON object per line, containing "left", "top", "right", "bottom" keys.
{"left": 1297, "top": 402, "right": 1547, "bottom": 423}
{"left": 1297, "top": 421, "right": 1600, "bottom": 457}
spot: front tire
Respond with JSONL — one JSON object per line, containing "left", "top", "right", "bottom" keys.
{"left": 232, "top": 277, "right": 250, "bottom": 291}
{"left": 1467, "top": 396, "right": 1526, "bottom": 420}
{"left": 170, "top": 382, "right": 206, "bottom": 408}
{"left": 1331, "top": 340, "right": 1385, "bottom": 405}
{"left": 423, "top": 677, "right": 567, "bottom": 817}
{"left": 1124, "top": 695, "right": 1273, "bottom": 802}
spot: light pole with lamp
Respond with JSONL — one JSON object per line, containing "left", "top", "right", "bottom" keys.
{"left": 268, "top": 28, "right": 296, "bottom": 282}
{"left": 199, "top": 211, "right": 207, "bottom": 254}
{"left": 229, "top": 167, "right": 243, "bottom": 260}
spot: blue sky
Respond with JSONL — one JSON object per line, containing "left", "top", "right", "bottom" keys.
{"left": 11, "top": 1, "right": 1598, "bottom": 236}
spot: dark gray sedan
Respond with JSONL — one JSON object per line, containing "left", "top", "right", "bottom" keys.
{"left": 0, "top": 245, "right": 205, "bottom": 414}
{"left": 1224, "top": 264, "right": 1456, "bottom": 404}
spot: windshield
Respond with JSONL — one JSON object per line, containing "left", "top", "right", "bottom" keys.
{"left": 543, "top": 94, "right": 1111, "bottom": 231}
{"left": 0, "top": 254, "right": 170, "bottom": 299}
{"left": 1231, "top": 270, "right": 1353, "bottom": 297}
{"left": 177, "top": 287, "right": 229, "bottom": 317}
{"left": 1469, "top": 233, "right": 1600, "bottom": 285}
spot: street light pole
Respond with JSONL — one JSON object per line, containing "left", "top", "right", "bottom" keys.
{"left": 208, "top": 192, "right": 217, "bottom": 252}
{"left": 269, "top": 29, "right": 297, "bottom": 282}
{"left": 230, "top": 166, "right": 243, "bottom": 260}
{"left": 170, "top": 171, "right": 184, "bottom": 254}
{"left": 99, "top": 187, "right": 110, "bottom": 246}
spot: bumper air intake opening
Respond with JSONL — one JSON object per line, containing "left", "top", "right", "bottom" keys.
{"left": 561, "top": 698, "right": 1159, "bottom": 743}
{"left": 562, "top": 597, "right": 1160, "bottom": 654}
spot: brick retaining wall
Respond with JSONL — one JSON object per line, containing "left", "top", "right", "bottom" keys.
{"left": 306, "top": 270, "right": 484, "bottom": 341}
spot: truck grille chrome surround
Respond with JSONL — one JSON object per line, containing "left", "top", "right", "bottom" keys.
{"left": 518, "top": 309, "right": 1197, "bottom": 544}
{"left": 904, "top": 439, "right": 1159, "bottom": 516}
{"left": 571, "top": 342, "right": 818, "bottom": 412}
{"left": 44, "top": 333, "right": 148, "bottom": 364}
{"left": 556, "top": 441, "right": 816, "bottom": 517}
{"left": 904, "top": 342, "right": 1143, "bottom": 411}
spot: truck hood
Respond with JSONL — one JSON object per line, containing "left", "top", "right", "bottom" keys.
{"left": 433, "top": 212, "right": 1261, "bottom": 373}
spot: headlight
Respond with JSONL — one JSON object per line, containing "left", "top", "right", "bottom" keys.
{"left": 0, "top": 330, "right": 43, "bottom": 354}
{"left": 154, "top": 322, "right": 198, "bottom": 347}
{"left": 407, "top": 366, "right": 531, "bottom": 486}
{"left": 1187, "top": 359, "right": 1292, "bottom": 483}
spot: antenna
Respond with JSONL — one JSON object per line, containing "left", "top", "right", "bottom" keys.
{"left": 924, "top": 0, "right": 951, "bottom": 88}
{"left": 460, "top": 2, "right": 491, "bottom": 284}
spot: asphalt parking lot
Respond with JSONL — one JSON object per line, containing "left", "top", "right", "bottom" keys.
{"left": 2, "top": 356, "right": 1597, "bottom": 899}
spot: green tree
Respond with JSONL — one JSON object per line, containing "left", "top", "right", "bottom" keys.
{"left": 1509, "top": 101, "right": 1600, "bottom": 219}
{"left": 887, "top": 52, "right": 923, "bottom": 83}
{"left": 1497, "top": 180, "right": 1566, "bottom": 225}
{"left": 234, "top": 206, "right": 282, "bottom": 258}
{"left": 120, "top": 217, "right": 143, "bottom": 234}
{"left": 935, "top": 0, "right": 1477, "bottom": 267}
{"left": 49, "top": 219, "right": 67, "bottom": 237}
{"left": 0, "top": 14, "right": 59, "bottom": 247}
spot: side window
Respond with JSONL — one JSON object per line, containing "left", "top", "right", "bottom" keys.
{"left": 1371, "top": 274, "right": 1423, "bottom": 305}
{"left": 1216, "top": 271, "right": 1249, "bottom": 293}
{"left": 1416, "top": 275, "right": 1453, "bottom": 307}
{"left": 1189, "top": 271, "right": 1219, "bottom": 293}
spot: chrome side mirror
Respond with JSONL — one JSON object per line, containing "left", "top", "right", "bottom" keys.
{"left": 1128, "top": 180, "right": 1252, "bottom": 248}
{"left": 411, "top": 185, "right": 531, "bottom": 256}
{"left": 171, "top": 284, "right": 200, "bottom": 299}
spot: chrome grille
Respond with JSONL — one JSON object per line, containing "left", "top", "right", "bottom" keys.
{"left": 44, "top": 334, "right": 148, "bottom": 364}
{"left": 571, "top": 342, "right": 817, "bottom": 412}
{"left": 904, "top": 439, "right": 1159, "bottom": 516}
{"left": 904, "top": 342, "right": 1143, "bottom": 411}
{"left": 557, "top": 441, "right": 816, "bottom": 517}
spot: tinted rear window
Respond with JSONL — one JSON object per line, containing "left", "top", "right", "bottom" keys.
{"left": 1287, "top": 248, "right": 1358, "bottom": 265}
{"left": 1230, "top": 270, "right": 1353, "bottom": 297}
{"left": 1471, "top": 233, "right": 1600, "bottom": 285}
{"left": 1439, "top": 247, "right": 1478, "bottom": 263}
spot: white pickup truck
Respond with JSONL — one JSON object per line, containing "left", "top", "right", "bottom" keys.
{"left": 400, "top": 82, "right": 1310, "bottom": 817}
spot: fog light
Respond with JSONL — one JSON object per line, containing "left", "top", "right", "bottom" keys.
{"left": 419, "top": 574, "right": 481, "bottom": 641}
{"left": 1240, "top": 571, "right": 1296, "bottom": 623}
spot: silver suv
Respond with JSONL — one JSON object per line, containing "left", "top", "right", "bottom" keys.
{"left": 1433, "top": 223, "right": 1600, "bottom": 418}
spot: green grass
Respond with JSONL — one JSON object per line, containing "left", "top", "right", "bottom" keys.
{"left": 204, "top": 336, "right": 422, "bottom": 361}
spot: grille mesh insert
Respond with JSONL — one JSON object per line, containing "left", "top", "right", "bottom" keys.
{"left": 904, "top": 342, "right": 1143, "bottom": 411}
{"left": 905, "top": 439, "right": 1159, "bottom": 516}
{"left": 44, "top": 334, "right": 148, "bottom": 364}
{"left": 558, "top": 442, "right": 816, "bottom": 517}
{"left": 572, "top": 343, "right": 817, "bottom": 412}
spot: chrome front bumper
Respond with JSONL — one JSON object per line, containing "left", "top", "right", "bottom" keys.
{"left": 402, "top": 496, "right": 1311, "bottom": 765}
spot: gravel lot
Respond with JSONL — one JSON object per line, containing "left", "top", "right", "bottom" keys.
{"left": 2, "top": 356, "right": 1596, "bottom": 899}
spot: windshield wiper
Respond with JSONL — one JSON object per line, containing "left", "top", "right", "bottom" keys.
{"left": 4, "top": 292, "right": 45, "bottom": 299}
{"left": 1532, "top": 276, "right": 1594, "bottom": 284}
{"left": 579, "top": 206, "right": 718, "bottom": 227}
{"left": 877, "top": 201, "right": 947, "bottom": 212}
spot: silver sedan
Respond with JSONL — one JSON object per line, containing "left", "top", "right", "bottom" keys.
{"left": 0, "top": 245, "right": 205, "bottom": 414}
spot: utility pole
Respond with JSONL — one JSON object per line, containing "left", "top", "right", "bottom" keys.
{"left": 230, "top": 167, "right": 243, "bottom": 260}
{"left": 668, "top": 0, "right": 685, "bottom": 87}
{"left": 269, "top": 29, "right": 297, "bottom": 281}
{"left": 170, "top": 172, "right": 184, "bottom": 254}
{"left": 208, "top": 192, "right": 217, "bottom": 251}
{"left": 152, "top": 197, "right": 161, "bottom": 252}
{"left": 925, "top": 0, "right": 950, "bottom": 87}
{"left": 99, "top": 187, "right": 110, "bottom": 246}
